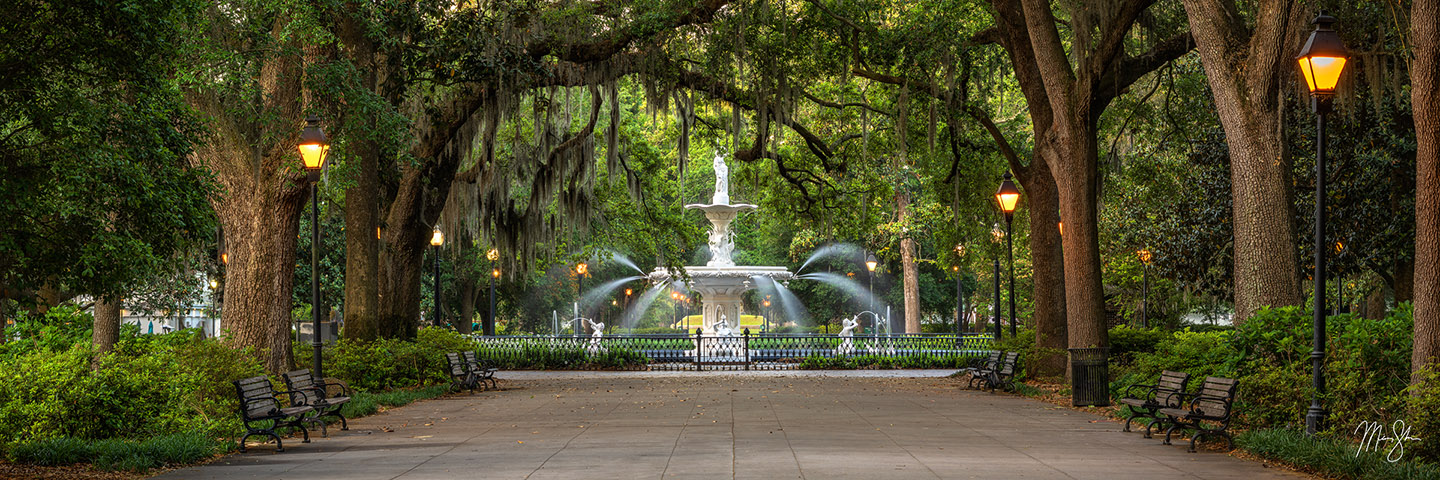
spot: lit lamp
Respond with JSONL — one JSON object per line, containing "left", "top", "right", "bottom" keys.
{"left": 428, "top": 227, "right": 444, "bottom": 325}
{"left": 297, "top": 116, "right": 329, "bottom": 379}
{"left": 1137, "top": 249, "right": 1153, "bottom": 328}
{"left": 865, "top": 253, "right": 878, "bottom": 330}
{"left": 995, "top": 172, "right": 1021, "bottom": 338}
{"left": 575, "top": 261, "right": 588, "bottom": 337}
{"left": 954, "top": 243, "right": 967, "bottom": 335}
{"left": 486, "top": 248, "right": 500, "bottom": 336}
{"left": 1298, "top": 12, "right": 1347, "bottom": 436}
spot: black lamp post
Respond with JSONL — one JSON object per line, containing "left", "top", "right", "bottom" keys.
{"left": 995, "top": 172, "right": 1021, "bottom": 338}
{"left": 486, "top": 248, "right": 499, "bottom": 336}
{"left": 298, "top": 116, "right": 330, "bottom": 379}
{"left": 866, "top": 253, "right": 878, "bottom": 333}
{"left": 430, "top": 226, "right": 443, "bottom": 327}
{"left": 762, "top": 297, "right": 772, "bottom": 332}
{"left": 1138, "top": 249, "right": 1152, "bottom": 328}
{"left": 991, "top": 224, "right": 1004, "bottom": 341}
{"left": 576, "top": 261, "right": 588, "bottom": 337}
{"left": 954, "top": 243, "right": 967, "bottom": 335}
{"left": 1298, "top": 13, "right": 1347, "bottom": 435}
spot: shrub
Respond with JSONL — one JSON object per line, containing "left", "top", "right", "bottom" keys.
{"left": 301, "top": 327, "right": 475, "bottom": 392}
{"left": 1107, "top": 325, "right": 1168, "bottom": 364}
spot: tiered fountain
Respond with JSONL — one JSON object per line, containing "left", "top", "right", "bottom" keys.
{"left": 647, "top": 153, "right": 794, "bottom": 336}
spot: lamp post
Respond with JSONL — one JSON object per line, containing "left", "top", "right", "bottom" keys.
{"left": 1297, "top": 12, "right": 1347, "bottom": 435}
{"left": 624, "top": 288, "right": 633, "bottom": 329}
{"left": 486, "top": 249, "right": 499, "bottom": 336}
{"left": 430, "top": 226, "right": 443, "bottom": 328}
{"left": 996, "top": 172, "right": 1021, "bottom": 338}
{"left": 991, "top": 224, "right": 1004, "bottom": 341}
{"left": 954, "top": 243, "right": 966, "bottom": 335}
{"left": 866, "top": 253, "right": 878, "bottom": 333}
{"left": 1138, "top": 249, "right": 1153, "bottom": 328}
{"left": 298, "top": 116, "right": 330, "bottom": 379}
{"left": 576, "top": 261, "right": 588, "bottom": 337}
{"left": 762, "top": 297, "right": 772, "bottom": 332}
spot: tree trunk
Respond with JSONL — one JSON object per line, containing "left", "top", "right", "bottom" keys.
{"left": 1180, "top": 0, "right": 1305, "bottom": 323}
{"left": 898, "top": 194, "right": 921, "bottom": 334}
{"left": 215, "top": 185, "right": 307, "bottom": 372}
{"left": 1412, "top": 0, "right": 1440, "bottom": 383}
{"left": 458, "top": 276, "right": 476, "bottom": 334}
{"left": 337, "top": 11, "right": 388, "bottom": 343}
{"left": 92, "top": 297, "right": 121, "bottom": 359}
{"left": 1365, "top": 287, "right": 1388, "bottom": 320}
{"left": 1025, "top": 160, "right": 1067, "bottom": 377}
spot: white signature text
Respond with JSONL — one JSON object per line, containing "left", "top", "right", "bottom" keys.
{"left": 1354, "top": 420, "right": 1423, "bottom": 463}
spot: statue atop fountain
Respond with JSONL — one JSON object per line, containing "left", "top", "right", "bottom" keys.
{"left": 712, "top": 151, "right": 730, "bottom": 205}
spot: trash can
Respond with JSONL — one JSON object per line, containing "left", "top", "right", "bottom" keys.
{"left": 1069, "top": 347, "right": 1110, "bottom": 407}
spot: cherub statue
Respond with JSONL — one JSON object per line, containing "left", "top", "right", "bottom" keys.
{"left": 585, "top": 318, "right": 607, "bottom": 355}
{"left": 836, "top": 316, "right": 858, "bottom": 356}
{"left": 713, "top": 313, "right": 734, "bottom": 337}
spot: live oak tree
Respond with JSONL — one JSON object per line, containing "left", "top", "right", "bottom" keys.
{"left": 0, "top": 0, "right": 216, "bottom": 350}
{"left": 1413, "top": 0, "right": 1440, "bottom": 383}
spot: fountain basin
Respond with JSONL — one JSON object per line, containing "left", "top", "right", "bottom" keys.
{"left": 650, "top": 266, "right": 794, "bottom": 333}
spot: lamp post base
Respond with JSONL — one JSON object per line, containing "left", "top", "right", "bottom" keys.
{"left": 1305, "top": 405, "right": 1326, "bottom": 435}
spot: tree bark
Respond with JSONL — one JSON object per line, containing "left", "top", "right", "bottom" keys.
{"left": 458, "top": 275, "right": 476, "bottom": 334}
{"left": 1026, "top": 165, "right": 1068, "bottom": 377}
{"left": 898, "top": 194, "right": 921, "bottom": 334}
{"left": 1179, "top": 0, "right": 1305, "bottom": 323}
{"left": 91, "top": 297, "right": 121, "bottom": 358}
{"left": 1412, "top": 0, "right": 1440, "bottom": 383}
{"left": 336, "top": 8, "right": 391, "bottom": 343}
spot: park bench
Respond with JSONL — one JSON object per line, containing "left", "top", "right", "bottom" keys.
{"left": 283, "top": 369, "right": 352, "bottom": 436}
{"left": 972, "top": 352, "right": 1020, "bottom": 392}
{"left": 1158, "top": 376, "right": 1240, "bottom": 452}
{"left": 961, "top": 351, "right": 1002, "bottom": 389}
{"left": 1118, "top": 370, "right": 1191, "bottom": 438}
{"left": 462, "top": 351, "right": 499, "bottom": 390}
{"left": 233, "top": 376, "right": 313, "bottom": 452}
{"left": 446, "top": 352, "right": 480, "bottom": 393}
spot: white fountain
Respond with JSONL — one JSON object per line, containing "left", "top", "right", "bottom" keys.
{"left": 649, "top": 152, "right": 794, "bottom": 335}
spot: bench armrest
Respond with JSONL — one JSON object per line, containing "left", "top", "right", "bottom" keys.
{"left": 320, "top": 379, "right": 352, "bottom": 397}
{"left": 1120, "top": 382, "right": 1157, "bottom": 400}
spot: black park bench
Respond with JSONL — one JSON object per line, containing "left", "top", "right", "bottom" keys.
{"left": 960, "top": 351, "right": 1002, "bottom": 380}
{"left": 283, "top": 369, "right": 352, "bottom": 436}
{"left": 233, "top": 376, "right": 313, "bottom": 452}
{"left": 1159, "top": 376, "right": 1240, "bottom": 452}
{"left": 446, "top": 352, "right": 480, "bottom": 393}
{"left": 461, "top": 351, "right": 499, "bottom": 390}
{"left": 971, "top": 352, "right": 1020, "bottom": 392}
{"left": 1118, "top": 370, "right": 1191, "bottom": 438}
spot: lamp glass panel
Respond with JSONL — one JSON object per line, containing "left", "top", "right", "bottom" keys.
{"left": 298, "top": 143, "right": 329, "bottom": 170}
{"left": 1299, "top": 56, "right": 1346, "bottom": 93}
{"left": 430, "top": 229, "right": 443, "bottom": 246}
{"left": 996, "top": 192, "right": 1020, "bottom": 212}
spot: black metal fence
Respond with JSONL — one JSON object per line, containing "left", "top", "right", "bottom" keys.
{"left": 475, "top": 332, "right": 995, "bottom": 371}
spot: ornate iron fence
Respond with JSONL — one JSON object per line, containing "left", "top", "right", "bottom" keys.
{"left": 474, "top": 332, "right": 994, "bottom": 371}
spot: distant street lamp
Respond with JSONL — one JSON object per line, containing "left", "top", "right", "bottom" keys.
{"left": 576, "top": 261, "right": 588, "bottom": 337}
{"left": 430, "top": 225, "right": 444, "bottom": 328}
{"left": 991, "top": 223, "right": 1005, "bottom": 341}
{"left": 954, "top": 243, "right": 967, "bottom": 335}
{"left": 1297, "top": 12, "right": 1347, "bottom": 435}
{"left": 762, "top": 296, "right": 772, "bottom": 332}
{"left": 996, "top": 172, "right": 1021, "bottom": 338}
{"left": 866, "top": 252, "right": 878, "bottom": 333}
{"left": 1137, "top": 249, "right": 1153, "bottom": 328}
{"left": 486, "top": 248, "right": 499, "bottom": 336}
{"left": 298, "top": 116, "right": 330, "bottom": 379}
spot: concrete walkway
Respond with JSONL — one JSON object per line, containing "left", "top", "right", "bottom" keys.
{"left": 159, "top": 371, "right": 1307, "bottom": 479}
